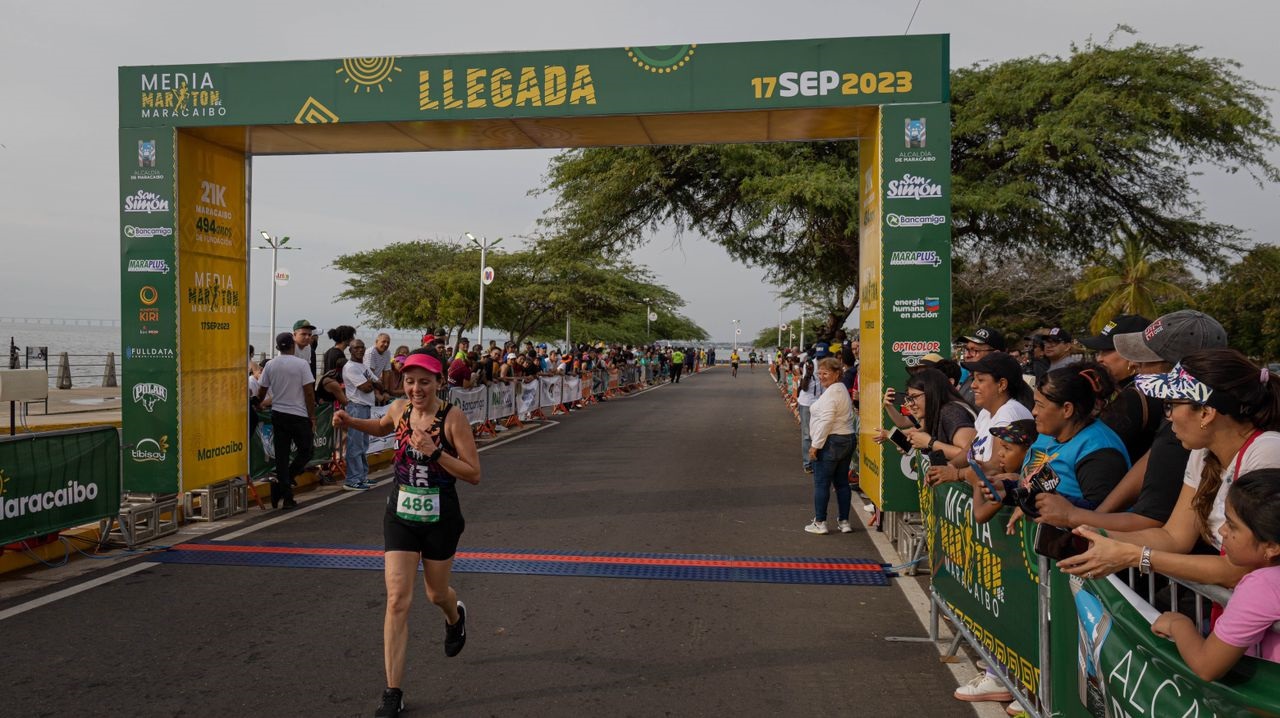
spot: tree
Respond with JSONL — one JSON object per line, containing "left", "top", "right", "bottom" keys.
{"left": 1073, "top": 225, "right": 1192, "bottom": 333}
{"left": 330, "top": 240, "right": 473, "bottom": 333}
{"left": 537, "top": 32, "right": 1278, "bottom": 339}
{"left": 1198, "top": 246, "right": 1280, "bottom": 361}
{"left": 951, "top": 250, "right": 1087, "bottom": 342}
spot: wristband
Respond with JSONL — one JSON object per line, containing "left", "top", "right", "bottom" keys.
{"left": 429, "top": 446, "right": 444, "bottom": 463}
{"left": 927, "top": 438, "right": 937, "bottom": 452}
{"left": 1139, "top": 546, "right": 1153, "bottom": 575}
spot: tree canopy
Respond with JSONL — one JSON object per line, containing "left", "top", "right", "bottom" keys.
{"left": 1197, "top": 246, "right": 1280, "bottom": 362}
{"left": 537, "top": 31, "right": 1278, "bottom": 339}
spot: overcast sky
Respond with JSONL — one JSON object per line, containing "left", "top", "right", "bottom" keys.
{"left": 2, "top": 1, "right": 1277, "bottom": 342}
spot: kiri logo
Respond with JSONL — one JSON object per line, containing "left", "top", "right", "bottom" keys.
{"left": 886, "top": 213, "right": 946, "bottom": 228}
{"left": 127, "top": 259, "right": 170, "bottom": 274}
{"left": 889, "top": 251, "right": 943, "bottom": 267}
{"left": 130, "top": 436, "right": 169, "bottom": 463}
{"left": 132, "top": 383, "right": 168, "bottom": 412}
{"left": 124, "top": 190, "right": 170, "bottom": 214}
{"left": 885, "top": 174, "right": 943, "bottom": 201}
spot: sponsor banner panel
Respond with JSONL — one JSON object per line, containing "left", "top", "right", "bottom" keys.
{"left": 875, "top": 102, "right": 952, "bottom": 512}
{"left": 0, "top": 428, "right": 122, "bottom": 545}
{"left": 119, "top": 36, "right": 947, "bottom": 128}
{"left": 449, "top": 386, "right": 488, "bottom": 426}
{"left": 488, "top": 382, "right": 516, "bottom": 421}
{"left": 177, "top": 133, "right": 247, "bottom": 490}
{"left": 923, "top": 479, "right": 1041, "bottom": 700}
{"left": 857, "top": 110, "right": 886, "bottom": 508}
{"left": 539, "top": 376, "right": 563, "bottom": 409}
{"left": 517, "top": 380, "right": 540, "bottom": 416}
{"left": 249, "top": 404, "right": 335, "bottom": 480}
{"left": 366, "top": 405, "right": 395, "bottom": 454}
{"left": 120, "top": 128, "right": 178, "bottom": 494}
{"left": 563, "top": 376, "right": 582, "bottom": 402}
{"left": 1052, "top": 569, "right": 1280, "bottom": 718}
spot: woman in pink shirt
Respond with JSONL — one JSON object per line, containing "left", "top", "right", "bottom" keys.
{"left": 1153, "top": 468, "right": 1280, "bottom": 680}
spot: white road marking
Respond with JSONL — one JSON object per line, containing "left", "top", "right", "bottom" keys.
{"left": 0, "top": 562, "right": 156, "bottom": 622}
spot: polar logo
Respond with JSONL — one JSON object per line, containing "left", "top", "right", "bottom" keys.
{"left": 885, "top": 174, "right": 943, "bottom": 201}
{"left": 132, "top": 383, "right": 168, "bottom": 412}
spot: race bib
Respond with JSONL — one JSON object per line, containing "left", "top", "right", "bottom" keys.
{"left": 396, "top": 485, "right": 441, "bottom": 523}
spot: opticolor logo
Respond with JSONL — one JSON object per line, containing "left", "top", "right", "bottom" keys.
{"left": 893, "top": 340, "right": 943, "bottom": 367}
{"left": 0, "top": 473, "right": 100, "bottom": 521}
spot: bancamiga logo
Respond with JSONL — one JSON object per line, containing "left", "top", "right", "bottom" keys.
{"left": 132, "top": 383, "right": 168, "bottom": 412}
{"left": 885, "top": 173, "right": 943, "bottom": 201}
{"left": 0, "top": 470, "right": 101, "bottom": 522}
{"left": 885, "top": 213, "right": 946, "bottom": 229}
{"left": 125, "top": 225, "right": 173, "bottom": 239}
{"left": 131, "top": 435, "right": 169, "bottom": 463}
{"left": 127, "top": 259, "right": 170, "bottom": 274}
{"left": 123, "top": 190, "right": 170, "bottom": 214}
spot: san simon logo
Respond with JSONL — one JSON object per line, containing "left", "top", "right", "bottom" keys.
{"left": 625, "top": 45, "right": 697, "bottom": 74}
{"left": 0, "top": 467, "right": 101, "bottom": 522}
{"left": 139, "top": 71, "right": 226, "bottom": 118}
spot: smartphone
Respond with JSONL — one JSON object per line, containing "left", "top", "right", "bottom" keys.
{"left": 888, "top": 428, "right": 913, "bottom": 454}
{"left": 1034, "top": 523, "right": 1090, "bottom": 561}
{"left": 968, "top": 458, "right": 1002, "bottom": 499}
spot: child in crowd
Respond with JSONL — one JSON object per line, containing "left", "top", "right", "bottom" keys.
{"left": 973, "top": 419, "right": 1037, "bottom": 524}
{"left": 1152, "top": 469, "right": 1280, "bottom": 681}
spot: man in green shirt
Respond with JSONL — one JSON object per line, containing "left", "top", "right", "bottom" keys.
{"left": 671, "top": 348, "right": 685, "bottom": 383}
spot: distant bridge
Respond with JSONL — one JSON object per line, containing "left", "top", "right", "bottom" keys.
{"left": 0, "top": 317, "right": 122, "bottom": 327}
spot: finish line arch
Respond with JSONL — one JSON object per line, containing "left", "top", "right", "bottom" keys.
{"left": 117, "top": 35, "right": 952, "bottom": 512}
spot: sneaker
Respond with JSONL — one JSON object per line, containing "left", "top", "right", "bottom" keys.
{"left": 976, "top": 659, "right": 990, "bottom": 672}
{"left": 1006, "top": 701, "right": 1028, "bottom": 716}
{"left": 864, "top": 502, "right": 876, "bottom": 514}
{"left": 445, "top": 600, "right": 467, "bottom": 657}
{"left": 804, "top": 519, "right": 830, "bottom": 535}
{"left": 953, "top": 673, "right": 1013, "bottom": 703}
{"left": 343, "top": 481, "right": 371, "bottom": 491}
{"left": 374, "top": 687, "right": 403, "bottom": 718}
{"left": 803, "top": 464, "right": 814, "bottom": 474}
{"left": 837, "top": 520, "right": 853, "bottom": 534}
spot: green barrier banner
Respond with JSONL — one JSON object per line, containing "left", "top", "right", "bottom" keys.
{"left": 0, "top": 428, "right": 122, "bottom": 545}
{"left": 1051, "top": 568, "right": 1280, "bottom": 718}
{"left": 247, "top": 405, "right": 336, "bottom": 480}
{"left": 922, "top": 477, "right": 1042, "bottom": 699}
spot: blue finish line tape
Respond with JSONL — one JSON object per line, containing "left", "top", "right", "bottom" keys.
{"left": 152, "top": 542, "right": 892, "bottom": 586}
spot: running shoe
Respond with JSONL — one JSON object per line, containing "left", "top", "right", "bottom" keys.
{"left": 343, "top": 481, "right": 371, "bottom": 491}
{"left": 374, "top": 687, "right": 403, "bottom": 718}
{"left": 804, "top": 519, "right": 829, "bottom": 535}
{"left": 953, "top": 673, "right": 1013, "bottom": 703}
{"left": 445, "top": 600, "right": 467, "bottom": 657}
{"left": 838, "top": 520, "right": 853, "bottom": 534}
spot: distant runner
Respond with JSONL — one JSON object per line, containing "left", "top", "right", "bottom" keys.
{"left": 730, "top": 350, "right": 740, "bottom": 378}
{"left": 748, "top": 350, "right": 757, "bottom": 372}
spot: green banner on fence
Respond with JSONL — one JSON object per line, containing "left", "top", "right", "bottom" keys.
{"left": 247, "top": 405, "right": 336, "bottom": 480}
{"left": 1050, "top": 568, "right": 1280, "bottom": 718}
{"left": 922, "top": 476, "right": 1042, "bottom": 698}
{"left": 0, "top": 428, "right": 122, "bottom": 545}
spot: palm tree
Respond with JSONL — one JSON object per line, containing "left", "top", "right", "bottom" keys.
{"left": 1074, "top": 224, "right": 1191, "bottom": 334}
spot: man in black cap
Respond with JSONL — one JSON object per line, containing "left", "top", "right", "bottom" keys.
{"left": 1080, "top": 315, "right": 1159, "bottom": 463}
{"left": 956, "top": 327, "right": 1006, "bottom": 404}
{"left": 255, "top": 332, "right": 317, "bottom": 509}
{"left": 1042, "top": 327, "right": 1078, "bottom": 371}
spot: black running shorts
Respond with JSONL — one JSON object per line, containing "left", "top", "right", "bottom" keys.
{"left": 383, "top": 489, "right": 465, "bottom": 561}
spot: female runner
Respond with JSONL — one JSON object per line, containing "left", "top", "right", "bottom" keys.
{"left": 333, "top": 353, "right": 481, "bottom": 718}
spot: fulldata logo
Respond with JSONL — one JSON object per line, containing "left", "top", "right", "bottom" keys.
{"left": 131, "top": 436, "right": 169, "bottom": 463}
{"left": 885, "top": 174, "right": 943, "bottom": 201}
{"left": 128, "top": 259, "right": 170, "bottom": 274}
{"left": 132, "top": 383, "right": 168, "bottom": 412}
{"left": 885, "top": 213, "right": 946, "bottom": 229}
{"left": 889, "top": 251, "right": 943, "bottom": 268}
{"left": 124, "top": 190, "right": 170, "bottom": 214}
{"left": 905, "top": 118, "right": 926, "bottom": 148}
{"left": 126, "top": 346, "right": 175, "bottom": 360}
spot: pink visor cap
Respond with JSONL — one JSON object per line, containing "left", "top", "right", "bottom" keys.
{"left": 401, "top": 353, "right": 443, "bottom": 375}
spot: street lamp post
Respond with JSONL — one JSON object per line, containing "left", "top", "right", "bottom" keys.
{"left": 778, "top": 301, "right": 783, "bottom": 348}
{"left": 256, "top": 231, "right": 300, "bottom": 357}
{"left": 732, "top": 319, "right": 740, "bottom": 352}
{"left": 644, "top": 298, "right": 651, "bottom": 338}
{"left": 466, "top": 232, "right": 502, "bottom": 350}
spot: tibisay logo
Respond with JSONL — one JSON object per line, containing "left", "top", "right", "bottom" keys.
{"left": 131, "top": 436, "right": 169, "bottom": 463}
{"left": 132, "top": 383, "right": 168, "bottom": 412}
{"left": 124, "top": 190, "right": 170, "bottom": 214}
{"left": 885, "top": 174, "right": 943, "bottom": 201}
{"left": 127, "top": 259, "right": 170, "bottom": 274}
{"left": 885, "top": 213, "right": 946, "bottom": 229}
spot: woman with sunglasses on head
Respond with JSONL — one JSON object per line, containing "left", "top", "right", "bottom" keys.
{"left": 1060, "top": 348, "right": 1280, "bottom": 587}
{"left": 334, "top": 353, "right": 481, "bottom": 718}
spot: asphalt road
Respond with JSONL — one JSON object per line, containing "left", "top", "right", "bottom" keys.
{"left": 0, "top": 367, "right": 980, "bottom": 717}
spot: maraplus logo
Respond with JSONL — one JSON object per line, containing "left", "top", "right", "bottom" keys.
{"left": 0, "top": 469, "right": 100, "bottom": 521}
